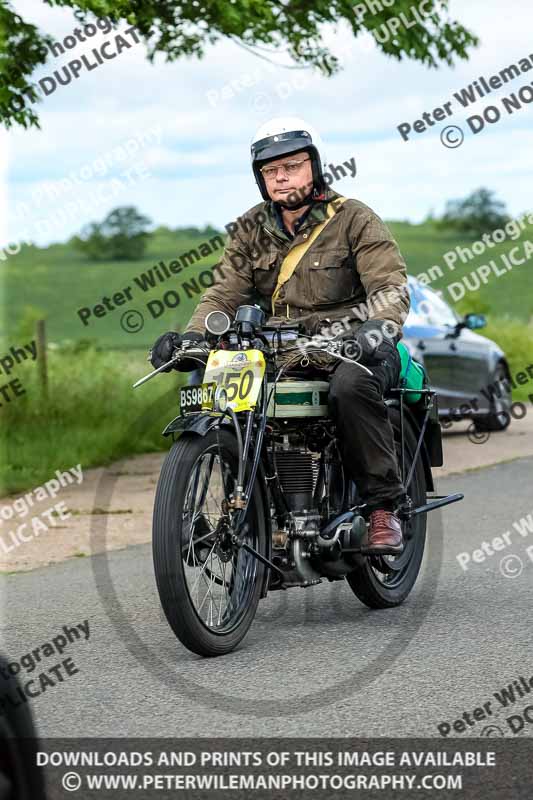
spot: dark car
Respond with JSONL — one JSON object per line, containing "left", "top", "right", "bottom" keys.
{"left": 402, "top": 276, "right": 512, "bottom": 432}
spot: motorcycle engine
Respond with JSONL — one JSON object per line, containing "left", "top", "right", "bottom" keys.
{"left": 270, "top": 439, "right": 320, "bottom": 512}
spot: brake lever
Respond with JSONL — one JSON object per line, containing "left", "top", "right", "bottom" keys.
{"left": 132, "top": 355, "right": 181, "bottom": 388}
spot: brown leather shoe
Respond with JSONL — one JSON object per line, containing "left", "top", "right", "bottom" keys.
{"left": 361, "top": 510, "right": 404, "bottom": 555}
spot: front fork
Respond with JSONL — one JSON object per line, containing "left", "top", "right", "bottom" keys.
{"left": 215, "top": 373, "right": 286, "bottom": 582}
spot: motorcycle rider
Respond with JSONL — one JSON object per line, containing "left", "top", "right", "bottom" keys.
{"left": 150, "top": 117, "right": 410, "bottom": 555}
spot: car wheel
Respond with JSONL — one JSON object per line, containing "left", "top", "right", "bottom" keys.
{"left": 474, "top": 362, "right": 512, "bottom": 432}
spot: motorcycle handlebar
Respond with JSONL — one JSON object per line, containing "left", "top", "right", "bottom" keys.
{"left": 175, "top": 346, "right": 209, "bottom": 357}
{"left": 133, "top": 337, "right": 372, "bottom": 389}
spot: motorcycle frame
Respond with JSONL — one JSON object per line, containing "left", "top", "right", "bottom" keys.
{"left": 161, "top": 334, "right": 463, "bottom": 596}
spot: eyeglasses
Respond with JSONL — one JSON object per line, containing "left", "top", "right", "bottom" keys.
{"left": 260, "top": 157, "right": 310, "bottom": 179}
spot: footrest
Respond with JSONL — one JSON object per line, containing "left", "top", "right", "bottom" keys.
{"left": 398, "top": 493, "right": 464, "bottom": 520}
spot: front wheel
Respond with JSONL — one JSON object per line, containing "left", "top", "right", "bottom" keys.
{"left": 345, "top": 409, "right": 427, "bottom": 608}
{"left": 152, "top": 427, "right": 266, "bottom": 656}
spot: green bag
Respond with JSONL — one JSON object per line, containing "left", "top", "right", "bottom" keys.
{"left": 397, "top": 341, "right": 427, "bottom": 404}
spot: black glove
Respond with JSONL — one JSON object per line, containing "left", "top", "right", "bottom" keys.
{"left": 150, "top": 331, "right": 182, "bottom": 371}
{"left": 175, "top": 331, "right": 208, "bottom": 372}
{"left": 150, "top": 331, "right": 206, "bottom": 372}
{"left": 342, "top": 319, "right": 400, "bottom": 366}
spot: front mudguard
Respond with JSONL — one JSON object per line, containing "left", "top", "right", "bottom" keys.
{"left": 162, "top": 411, "right": 272, "bottom": 599}
{"left": 162, "top": 410, "right": 232, "bottom": 439}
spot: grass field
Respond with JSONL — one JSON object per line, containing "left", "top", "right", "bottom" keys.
{"left": 1, "top": 219, "right": 532, "bottom": 495}
{"left": 0, "top": 344, "right": 187, "bottom": 494}
{"left": 1, "top": 228, "right": 223, "bottom": 350}
{"left": 389, "top": 220, "right": 533, "bottom": 322}
{"left": 2, "top": 219, "right": 532, "bottom": 352}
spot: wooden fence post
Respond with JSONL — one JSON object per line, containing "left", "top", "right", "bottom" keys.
{"left": 36, "top": 319, "right": 48, "bottom": 399}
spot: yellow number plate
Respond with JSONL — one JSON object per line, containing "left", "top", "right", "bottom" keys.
{"left": 202, "top": 349, "right": 266, "bottom": 412}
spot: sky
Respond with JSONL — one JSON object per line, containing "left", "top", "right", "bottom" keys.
{"left": 2, "top": 0, "right": 533, "bottom": 247}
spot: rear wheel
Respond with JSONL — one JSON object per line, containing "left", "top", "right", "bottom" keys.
{"left": 345, "top": 409, "right": 427, "bottom": 608}
{"left": 152, "top": 427, "right": 266, "bottom": 656}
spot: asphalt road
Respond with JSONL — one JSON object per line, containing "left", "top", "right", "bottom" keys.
{"left": 1, "top": 457, "right": 533, "bottom": 739}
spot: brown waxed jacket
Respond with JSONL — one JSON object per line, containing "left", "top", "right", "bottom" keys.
{"left": 185, "top": 187, "right": 410, "bottom": 338}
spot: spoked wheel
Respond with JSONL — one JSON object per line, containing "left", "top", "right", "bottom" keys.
{"left": 153, "top": 427, "right": 266, "bottom": 656}
{"left": 346, "top": 409, "right": 427, "bottom": 608}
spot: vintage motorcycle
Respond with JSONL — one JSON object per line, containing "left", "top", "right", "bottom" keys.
{"left": 134, "top": 304, "right": 463, "bottom": 657}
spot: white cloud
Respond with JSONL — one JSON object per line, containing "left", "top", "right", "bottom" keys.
{"left": 4, "top": 0, "right": 533, "bottom": 245}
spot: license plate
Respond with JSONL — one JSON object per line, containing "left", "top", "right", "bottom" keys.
{"left": 179, "top": 382, "right": 215, "bottom": 414}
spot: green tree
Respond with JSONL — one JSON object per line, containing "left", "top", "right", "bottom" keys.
{"left": 72, "top": 206, "right": 152, "bottom": 260}
{"left": 0, "top": 0, "right": 479, "bottom": 129}
{"left": 438, "top": 188, "right": 510, "bottom": 237}
{"left": 0, "top": 3, "right": 52, "bottom": 128}
{"left": 201, "top": 224, "right": 221, "bottom": 237}
{"left": 173, "top": 224, "right": 222, "bottom": 238}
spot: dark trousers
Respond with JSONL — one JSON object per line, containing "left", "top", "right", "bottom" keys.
{"left": 327, "top": 348, "right": 404, "bottom": 511}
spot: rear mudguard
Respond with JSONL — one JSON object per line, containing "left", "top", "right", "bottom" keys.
{"left": 162, "top": 412, "right": 272, "bottom": 599}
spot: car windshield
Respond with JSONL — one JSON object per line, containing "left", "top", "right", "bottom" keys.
{"left": 407, "top": 279, "right": 460, "bottom": 328}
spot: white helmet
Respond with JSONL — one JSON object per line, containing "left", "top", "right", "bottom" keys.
{"left": 250, "top": 117, "right": 328, "bottom": 202}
